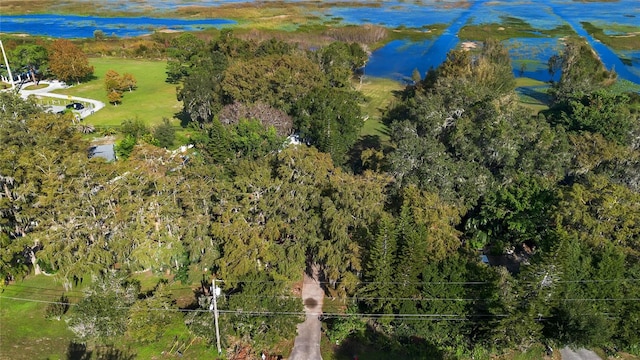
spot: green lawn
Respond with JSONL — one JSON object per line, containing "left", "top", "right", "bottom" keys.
{"left": 0, "top": 275, "right": 82, "bottom": 360}
{"left": 356, "top": 76, "right": 403, "bottom": 140}
{"left": 0, "top": 274, "right": 216, "bottom": 360}
{"left": 52, "top": 57, "right": 182, "bottom": 128}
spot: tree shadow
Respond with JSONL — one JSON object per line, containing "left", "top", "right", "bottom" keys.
{"left": 66, "top": 342, "right": 91, "bottom": 360}
{"left": 516, "top": 86, "right": 552, "bottom": 106}
{"left": 347, "top": 135, "right": 387, "bottom": 174}
{"left": 174, "top": 109, "right": 192, "bottom": 128}
{"left": 66, "top": 342, "right": 136, "bottom": 360}
{"left": 332, "top": 325, "right": 445, "bottom": 360}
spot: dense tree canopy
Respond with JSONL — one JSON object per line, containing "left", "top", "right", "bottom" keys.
{"left": 3, "top": 32, "right": 640, "bottom": 359}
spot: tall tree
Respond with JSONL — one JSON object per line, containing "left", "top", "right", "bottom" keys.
{"left": 48, "top": 39, "right": 94, "bottom": 84}
{"left": 221, "top": 54, "right": 326, "bottom": 113}
{"left": 548, "top": 37, "right": 616, "bottom": 105}
{"left": 165, "top": 33, "right": 206, "bottom": 83}
{"left": 9, "top": 44, "right": 49, "bottom": 83}
{"left": 69, "top": 273, "right": 139, "bottom": 343}
{"left": 293, "top": 87, "right": 363, "bottom": 165}
{"left": 358, "top": 213, "right": 398, "bottom": 313}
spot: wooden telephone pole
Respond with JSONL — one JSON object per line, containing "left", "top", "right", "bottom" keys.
{"left": 0, "top": 40, "right": 15, "bottom": 90}
{"left": 211, "top": 278, "right": 222, "bottom": 355}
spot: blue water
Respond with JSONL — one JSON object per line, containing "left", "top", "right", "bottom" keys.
{"left": 543, "top": 0, "right": 640, "bottom": 85}
{"left": 365, "top": 0, "right": 489, "bottom": 80}
{"left": 366, "top": 0, "right": 640, "bottom": 85}
{"left": 0, "top": 14, "right": 234, "bottom": 38}
{"left": 327, "top": 3, "right": 466, "bottom": 28}
{"left": 364, "top": 39, "right": 434, "bottom": 82}
{"left": 1, "top": 0, "right": 639, "bottom": 84}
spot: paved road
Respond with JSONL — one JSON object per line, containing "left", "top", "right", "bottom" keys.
{"left": 289, "top": 270, "right": 324, "bottom": 360}
{"left": 561, "top": 347, "right": 601, "bottom": 360}
{"left": 18, "top": 80, "right": 105, "bottom": 119}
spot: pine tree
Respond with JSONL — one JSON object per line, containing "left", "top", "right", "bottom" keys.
{"left": 358, "top": 213, "right": 398, "bottom": 313}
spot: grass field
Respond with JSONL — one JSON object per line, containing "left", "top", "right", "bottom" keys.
{"left": 52, "top": 57, "right": 181, "bottom": 128}
{"left": 356, "top": 76, "right": 403, "bottom": 140}
{"left": 0, "top": 273, "right": 219, "bottom": 360}
{"left": 0, "top": 276, "right": 82, "bottom": 360}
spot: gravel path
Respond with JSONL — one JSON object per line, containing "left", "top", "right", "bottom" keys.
{"left": 289, "top": 270, "right": 324, "bottom": 360}
{"left": 18, "top": 80, "right": 105, "bottom": 119}
{"left": 561, "top": 347, "right": 601, "bottom": 360}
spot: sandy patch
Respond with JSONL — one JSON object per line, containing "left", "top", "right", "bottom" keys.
{"left": 461, "top": 41, "right": 478, "bottom": 50}
{"left": 260, "top": 14, "right": 290, "bottom": 20}
{"left": 0, "top": 32, "right": 29, "bottom": 37}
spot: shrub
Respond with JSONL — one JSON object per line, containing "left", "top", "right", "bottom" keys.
{"left": 45, "top": 294, "right": 70, "bottom": 320}
{"left": 153, "top": 118, "right": 176, "bottom": 148}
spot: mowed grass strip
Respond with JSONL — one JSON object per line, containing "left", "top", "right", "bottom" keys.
{"left": 52, "top": 57, "right": 181, "bottom": 127}
{"left": 356, "top": 76, "right": 403, "bottom": 140}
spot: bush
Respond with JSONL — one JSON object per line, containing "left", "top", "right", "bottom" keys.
{"left": 45, "top": 294, "right": 70, "bottom": 319}
{"left": 120, "top": 118, "right": 149, "bottom": 139}
{"left": 116, "top": 135, "right": 137, "bottom": 159}
{"left": 153, "top": 118, "right": 176, "bottom": 148}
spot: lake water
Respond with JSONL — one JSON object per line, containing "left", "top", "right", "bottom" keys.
{"left": 1, "top": 0, "right": 638, "bottom": 84}
{"left": 363, "top": 0, "right": 640, "bottom": 84}
{"left": 0, "top": 14, "right": 234, "bottom": 38}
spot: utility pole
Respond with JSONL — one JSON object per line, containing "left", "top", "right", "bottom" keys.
{"left": 0, "top": 40, "right": 15, "bottom": 90}
{"left": 211, "top": 278, "right": 222, "bottom": 355}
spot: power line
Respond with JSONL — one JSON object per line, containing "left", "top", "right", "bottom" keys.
{"left": 4, "top": 286, "right": 640, "bottom": 304}
{"left": 0, "top": 295, "right": 78, "bottom": 306}
{"left": 5, "top": 277, "right": 639, "bottom": 295}
{"left": 1, "top": 295, "right": 625, "bottom": 323}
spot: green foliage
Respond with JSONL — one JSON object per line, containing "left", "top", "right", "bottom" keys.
{"left": 69, "top": 273, "right": 139, "bottom": 343}
{"left": 554, "top": 174, "right": 640, "bottom": 251}
{"left": 293, "top": 87, "right": 363, "bottom": 165}
{"left": 126, "top": 282, "right": 179, "bottom": 343}
{"left": 553, "top": 89, "right": 637, "bottom": 146}
{"left": 120, "top": 118, "right": 150, "bottom": 138}
{"left": 221, "top": 272, "right": 303, "bottom": 351}
{"left": 166, "top": 33, "right": 206, "bottom": 83}
{"left": 313, "top": 41, "right": 367, "bottom": 88}
{"left": 116, "top": 134, "right": 137, "bottom": 159}
{"left": 9, "top": 44, "right": 49, "bottom": 81}
{"left": 192, "top": 119, "right": 232, "bottom": 163}
{"left": 44, "top": 294, "right": 70, "bottom": 320}
{"left": 466, "top": 175, "right": 558, "bottom": 250}
{"left": 358, "top": 214, "right": 398, "bottom": 312}
{"left": 153, "top": 118, "right": 176, "bottom": 148}
{"left": 93, "top": 29, "right": 105, "bottom": 40}
{"left": 221, "top": 54, "right": 326, "bottom": 113}
{"left": 227, "top": 118, "right": 284, "bottom": 159}
{"left": 548, "top": 37, "right": 615, "bottom": 104}
{"left": 326, "top": 305, "right": 367, "bottom": 345}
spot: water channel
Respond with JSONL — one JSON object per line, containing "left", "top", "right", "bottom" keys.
{"left": 1, "top": 0, "right": 638, "bottom": 84}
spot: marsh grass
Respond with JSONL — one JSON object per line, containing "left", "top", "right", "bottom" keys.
{"left": 460, "top": 17, "right": 573, "bottom": 42}
{"left": 581, "top": 22, "right": 640, "bottom": 51}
